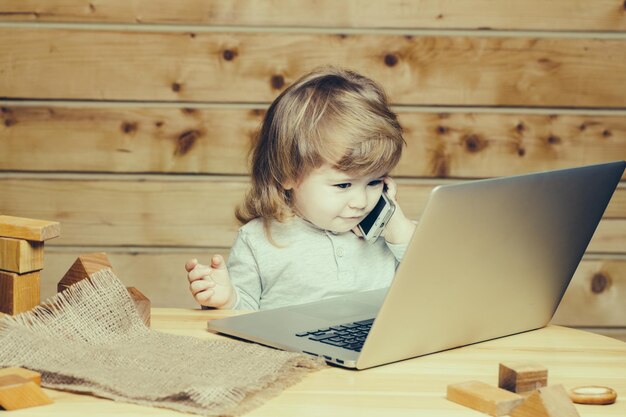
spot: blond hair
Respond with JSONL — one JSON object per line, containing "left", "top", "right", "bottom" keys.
{"left": 236, "top": 67, "right": 405, "bottom": 233}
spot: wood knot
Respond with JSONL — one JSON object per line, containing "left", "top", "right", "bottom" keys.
{"left": 222, "top": 49, "right": 237, "bottom": 61}
{"left": 89, "top": 3, "right": 96, "bottom": 12}
{"left": 429, "top": 149, "right": 449, "bottom": 177}
{"left": 602, "top": 129, "right": 612, "bottom": 138}
{"left": 337, "top": 34, "right": 348, "bottom": 39}
{"left": 591, "top": 273, "right": 610, "bottom": 294}
{"left": 579, "top": 123, "right": 586, "bottom": 131}
{"left": 171, "top": 82, "right": 182, "bottom": 92}
{"left": 436, "top": 125, "right": 448, "bottom": 134}
{"left": 437, "top": 14, "right": 444, "bottom": 19}
{"left": 181, "top": 107, "right": 197, "bottom": 115}
{"left": 121, "top": 121, "right": 138, "bottom": 134}
{"left": 250, "top": 108, "right": 265, "bottom": 117}
{"left": 516, "top": 122, "right": 525, "bottom": 133}
{"left": 463, "top": 134, "right": 487, "bottom": 153}
{"left": 175, "top": 129, "right": 202, "bottom": 156}
{"left": 3, "top": 118, "right": 16, "bottom": 127}
{"left": 517, "top": 147, "right": 526, "bottom": 157}
{"left": 270, "top": 74, "right": 285, "bottom": 90}
{"left": 189, "top": 32, "right": 196, "bottom": 39}
{"left": 547, "top": 134, "right": 561, "bottom": 145}
{"left": 538, "top": 58, "right": 561, "bottom": 71}
{"left": 247, "top": 128, "right": 261, "bottom": 142}
{"left": 155, "top": 121, "right": 164, "bottom": 128}
{"left": 384, "top": 53, "right": 398, "bottom": 67}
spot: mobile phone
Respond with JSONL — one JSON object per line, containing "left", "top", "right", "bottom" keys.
{"left": 358, "top": 192, "right": 396, "bottom": 241}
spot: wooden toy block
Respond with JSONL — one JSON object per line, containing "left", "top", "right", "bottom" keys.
{"left": 0, "top": 270, "right": 40, "bottom": 315}
{"left": 57, "top": 252, "right": 112, "bottom": 293}
{"left": 0, "top": 367, "right": 42, "bottom": 385}
{"left": 127, "top": 287, "right": 151, "bottom": 327}
{"left": 447, "top": 380, "right": 524, "bottom": 416}
{"left": 0, "top": 215, "right": 60, "bottom": 242}
{"left": 499, "top": 362, "right": 548, "bottom": 394}
{"left": 0, "top": 374, "right": 53, "bottom": 410}
{"left": 510, "top": 385, "right": 580, "bottom": 417}
{"left": 0, "top": 237, "right": 44, "bottom": 274}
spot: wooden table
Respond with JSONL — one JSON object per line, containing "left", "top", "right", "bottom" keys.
{"left": 12, "top": 308, "right": 626, "bottom": 416}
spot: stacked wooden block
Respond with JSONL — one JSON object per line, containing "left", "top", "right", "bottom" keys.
{"left": 447, "top": 362, "right": 616, "bottom": 416}
{"left": 0, "top": 215, "right": 60, "bottom": 316}
{"left": 448, "top": 363, "right": 574, "bottom": 417}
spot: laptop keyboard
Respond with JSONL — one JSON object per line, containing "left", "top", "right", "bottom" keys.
{"left": 295, "top": 318, "right": 374, "bottom": 352}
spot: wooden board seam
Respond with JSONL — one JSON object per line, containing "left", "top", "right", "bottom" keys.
{"left": 1, "top": 21, "right": 626, "bottom": 40}
{"left": 4, "top": 100, "right": 626, "bottom": 115}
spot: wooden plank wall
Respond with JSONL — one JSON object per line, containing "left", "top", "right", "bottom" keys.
{"left": 0, "top": 1, "right": 625, "bottom": 340}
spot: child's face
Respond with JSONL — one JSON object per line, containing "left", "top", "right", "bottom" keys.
{"left": 288, "top": 164, "right": 386, "bottom": 233}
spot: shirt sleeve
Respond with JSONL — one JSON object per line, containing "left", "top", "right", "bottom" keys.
{"left": 385, "top": 241, "right": 408, "bottom": 264}
{"left": 227, "top": 229, "right": 262, "bottom": 310}
{"left": 384, "top": 219, "right": 417, "bottom": 264}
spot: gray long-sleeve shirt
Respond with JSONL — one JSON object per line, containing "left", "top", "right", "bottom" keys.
{"left": 227, "top": 217, "right": 407, "bottom": 310}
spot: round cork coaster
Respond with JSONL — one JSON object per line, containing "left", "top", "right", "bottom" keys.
{"left": 569, "top": 386, "right": 617, "bottom": 405}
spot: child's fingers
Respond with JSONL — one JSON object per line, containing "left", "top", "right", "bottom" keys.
{"left": 190, "top": 279, "right": 215, "bottom": 295}
{"left": 210, "top": 254, "right": 227, "bottom": 270}
{"left": 352, "top": 226, "right": 364, "bottom": 238}
{"left": 184, "top": 258, "right": 198, "bottom": 272}
{"left": 196, "top": 289, "right": 215, "bottom": 303}
{"left": 187, "top": 265, "right": 213, "bottom": 282}
{"left": 383, "top": 177, "right": 398, "bottom": 200}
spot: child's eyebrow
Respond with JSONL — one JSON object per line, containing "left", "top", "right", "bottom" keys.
{"left": 329, "top": 173, "right": 387, "bottom": 182}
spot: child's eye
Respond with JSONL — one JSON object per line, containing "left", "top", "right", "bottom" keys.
{"left": 368, "top": 179, "right": 384, "bottom": 186}
{"left": 334, "top": 183, "right": 351, "bottom": 189}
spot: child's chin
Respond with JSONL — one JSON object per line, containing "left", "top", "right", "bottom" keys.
{"left": 327, "top": 225, "right": 355, "bottom": 234}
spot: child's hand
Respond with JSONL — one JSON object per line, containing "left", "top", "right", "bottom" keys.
{"left": 380, "top": 177, "right": 416, "bottom": 244}
{"left": 185, "top": 255, "right": 236, "bottom": 309}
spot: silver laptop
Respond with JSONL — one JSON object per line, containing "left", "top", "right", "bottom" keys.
{"left": 207, "top": 161, "right": 625, "bottom": 369}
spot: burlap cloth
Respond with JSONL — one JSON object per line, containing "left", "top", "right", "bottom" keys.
{"left": 0, "top": 269, "right": 326, "bottom": 416}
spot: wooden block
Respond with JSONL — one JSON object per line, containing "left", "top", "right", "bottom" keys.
{"left": 0, "top": 270, "right": 40, "bottom": 315}
{"left": 0, "top": 237, "right": 44, "bottom": 274}
{"left": 0, "top": 374, "right": 53, "bottom": 410}
{"left": 499, "top": 362, "right": 548, "bottom": 394}
{"left": 127, "top": 287, "right": 151, "bottom": 327}
{"left": 57, "top": 252, "right": 112, "bottom": 292}
{"left": 0, "top": 367, "right": 41, "bottom": 385}
{"left": 510, "top": 385, "right": 580, "bottom": 417}
{"left": 447, "top": 381, "right": 525, "bottom": 416}
{"left": 0, "top": 215, "right": 60, "bottom": 242}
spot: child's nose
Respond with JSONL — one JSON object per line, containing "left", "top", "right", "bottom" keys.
{"left": 348, "top": 190, "right": 367, "bottom": 209}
